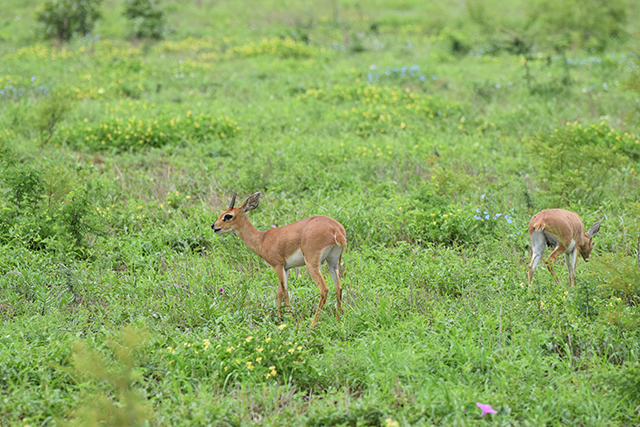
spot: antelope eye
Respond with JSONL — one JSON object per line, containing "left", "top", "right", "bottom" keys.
{"left": 223, "top": 214, "right": 233, "bottom": 221}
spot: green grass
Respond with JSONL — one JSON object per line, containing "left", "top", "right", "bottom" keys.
{"left": 1, "top": 0, "right": 640, "bottom": 425}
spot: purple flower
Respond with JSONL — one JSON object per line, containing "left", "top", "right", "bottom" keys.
{"left": 219, "top": 287, "right": 224, "bottom": 293}
{"left": 476, "top": 402, "right": 497, "bottom": 418}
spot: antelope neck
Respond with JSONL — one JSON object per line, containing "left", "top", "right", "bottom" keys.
{"left": 234, "top": 215, "right": 265, "bottom": 256}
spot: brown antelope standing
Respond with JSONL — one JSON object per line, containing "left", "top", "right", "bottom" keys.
{"left": 528, "top": 209, "right": 602, "bottom": 287}
{"left": 212, "top": 192, "right": 347, "bottom": 327}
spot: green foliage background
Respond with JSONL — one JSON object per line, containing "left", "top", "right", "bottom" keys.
{"left": 1, "top": 0, "right": 640, "bottom": 425}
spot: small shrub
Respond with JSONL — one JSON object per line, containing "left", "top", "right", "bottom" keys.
{"left": 428, "top": 166, "right": 474, "bottom": 198}
{"left": 69, "top": 327, "right": 153, "bottom": 426}
{"left": 59, "top": 187, "right": 95, "bottom": 254}
{"left": 605, "top": 361, "right": 640, "bottom": 408}
{"left": 123, "top": 0, "right": 165, "bottom": 40}
{"left": 623, "top": 202, "right": 640, "bottom": 254}
{"left": 0, "top": 154, "right": 99, "bottom": 256}
{"left": 35, "top": 0, "right": 103, "bottom": 42}
{"left": 225, "top": 38, "right": 322, "bottom": 59}
{"left": 588, "top": 253, "right": 640, "bottom": 306}
{"left": 59, "top": 111, "right": 240, "bottom": 152}
{"left": 526, "top": 0, "right": 629, "bottom": 51}
{"left": 526, "top": 121, "right": 637, "bottom": 204}
{"left": 443, "top": 28, "right": 472, "bottom": 55}
{"left": 164, "top": 324, "right": 317, "bottom": 389}
{"left": 572, "top": 278, "right": 601, "bottom": 320}
{"left": 403, "top": 185, "right": 515, "bottom": 246}
{"left": 300, "top": 83, "right": 461, "bottom": 137}
{"left": 33, "top": 90, "right": 73, "bottom": 148}
{"left": 306, "top": 402, "right": 386, "bottom": 427}
{"left": 365, "top": 65, "right": 430, "bottom": 86}
{"left": 2, "top": 165, "right": 44, "bottom": 212}
{"left": 0, "top": 75, "right": 53, "bottom": 101}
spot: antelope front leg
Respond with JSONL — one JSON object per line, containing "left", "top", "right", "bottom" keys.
{"left": 273, "top": 265, "right": 290, "bottom": 319}
{"left": 283, "top": 268, "right": 292, "bottom": 307}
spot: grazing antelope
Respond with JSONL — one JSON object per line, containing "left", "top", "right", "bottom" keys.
{"left": 528, "top": 209, "right": 602, "bottom": 287}
{"left": 212, "top": 192, "right": 347, "bottom": 327}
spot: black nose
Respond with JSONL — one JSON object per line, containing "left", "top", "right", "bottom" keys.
{"left": 211, "top": 224, "right": 216, "bottom": 230}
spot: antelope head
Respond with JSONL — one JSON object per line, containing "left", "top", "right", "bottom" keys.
{"left": 211, "top": 192, "right": 260, "bottom": 235}
{"left": 578, "top": 220, "right": 603, "bottom": 262}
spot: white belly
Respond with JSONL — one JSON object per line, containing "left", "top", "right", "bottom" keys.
{"left": 284, "top": 249, "right": 306, "bottom": 269}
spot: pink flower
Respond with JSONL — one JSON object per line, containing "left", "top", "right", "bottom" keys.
{"left": 476, "top": 402, "right": 497, "bottom": 418}
{"left": 272, "top": 224, "right": 277, "bottom": 228}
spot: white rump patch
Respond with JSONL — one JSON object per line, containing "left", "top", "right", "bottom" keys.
{"left": 530, "top": 230, "right": 547, "bottom": 258}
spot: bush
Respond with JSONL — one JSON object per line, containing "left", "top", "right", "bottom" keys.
{"left": 35, "top": 0, "right": 103, "bottom": 42}
{"left": 2, "top": 165, "right": 43, "bottom": 212}
{"left": 123, "top": 0, "right": 165, "bottom": 40}
{"left": 164, "top": 324, "right": 317, "bottom": 389}
{"left": 589, "top": 254, "right": 640, "bottom": 306}
{"left": 526, "top": 0, "right": 629, "bottom": 51}
{"left": 404, "top": 187, "right": 515, "bottom": 246}
{"left": 225, "top": 38, "right": 322, "bottom": 59}
{"left": 33, "top": 90, "right": 73, "bottom": 148}
{"left": 0, "top": 154, "right": 99, "bottom": 256}
{"left": 69, "top": 327, "right": 153, "bottom": 425}
{"left": 299, "top": 83, "right": 461, "bottom": 137}
{"left": 58, "top": 111, "right": 240, "bottom": 152}
{"left": 606, "top": 361, "right": 640, "bottom": 409}
{"left": 526, "top": 121, "right": 638, "bottom": 204}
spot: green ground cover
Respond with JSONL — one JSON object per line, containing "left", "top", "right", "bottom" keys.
{"left": 1, "top": 0, "right": 640, "bottom": 425}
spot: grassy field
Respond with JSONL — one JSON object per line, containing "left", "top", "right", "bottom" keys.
{"left": 1, "top": 0, "right": 640, "bottom": 425}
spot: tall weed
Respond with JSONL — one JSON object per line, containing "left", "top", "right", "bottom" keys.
{"left": 67, "top": 327, "right": 153, "bottom": 426}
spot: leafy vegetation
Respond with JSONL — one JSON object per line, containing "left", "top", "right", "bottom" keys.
{"left": 1, "top": 0, "right": 640, "bottom": 425}
{"left": 36, "top": 0, "right": 103, "bottom": 42}
{"left": 122, "top": 0, "right": 165, "bottom": 40}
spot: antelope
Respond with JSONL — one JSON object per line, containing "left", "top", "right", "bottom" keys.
{"left": 528, "top": 209, "right": 602, "bottom": 287}
{"left": 211, "top": 192, "right": 347, "bottom": 327}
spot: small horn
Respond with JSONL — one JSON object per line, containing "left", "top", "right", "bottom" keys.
{"left": 229, "top": 191, "right": 237, "bottom": 209}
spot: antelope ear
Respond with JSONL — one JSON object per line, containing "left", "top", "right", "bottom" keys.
{"left": 240, "top": 192, "right": 261, "bottom": 213}
{"left": 587, "top": 219, "right": 602, "bottom": 238}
